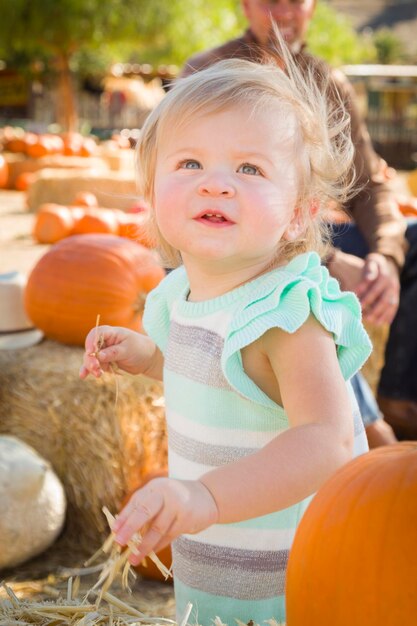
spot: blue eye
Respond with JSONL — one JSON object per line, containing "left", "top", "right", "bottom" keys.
{"left": 238, "top": 163, "right": 261, "bottom": 176}
{"left": 180, "top": 160, "right": 201, "bottom": 170}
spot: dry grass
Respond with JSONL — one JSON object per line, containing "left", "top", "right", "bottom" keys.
{"left": 0, "top": 508, "right": 176, "bottom": 626}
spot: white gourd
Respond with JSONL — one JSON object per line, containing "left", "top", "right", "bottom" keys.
{"left": 0, "top": 435, "right": 66, "bottom": 570}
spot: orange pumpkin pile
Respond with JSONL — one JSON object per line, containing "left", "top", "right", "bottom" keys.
{"left": 286, "top": 442, "right": 417, "bottom": 626}
{"left": 24, "top": 234, "right": 165, "bottom": 345}
{"left": 3, "top": 130, "right": 99, "bottom": 158}
{"left": 33, "top": 195, "right": 152, "bottom": 246}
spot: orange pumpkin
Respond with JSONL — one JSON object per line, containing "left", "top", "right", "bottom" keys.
{"left": 286, "top": 442, "right": 417, "bottom": 626}
{"left": 79, "top": 137, "right": 97, "bottom": 157}
{"left": 15, "top": 171, "right": 37, "bottom": 192}
{"left": 71, "top": 191, "right": 99, "bottom": 208}
{"left": 5, "top": 132, "right": 36, "bottom": 154}
{"left": 117, "top": 212, "right": 153, "bottom": 247}
{"left": 122, "top": 471, "right": 172, "bottom": 583}
{"left": 397, "top": 195, "right": 417, "bottom": 218}
{"left": 72, "top": 208, "right": 119, "bottom": 235}
{"left": 26, "top": 135, "right": 52, "bottom": 158}
{"left": 24, "top": 234, "right": 165, "bottom": 345}
{"left": 0, "top": 154, "right": 8, "bottom": 188}
{"left": 33, "top": 204, "right": 75, "bottom": 244}
{"left": 61, "top": 132, "right": 84, "bottom": 156}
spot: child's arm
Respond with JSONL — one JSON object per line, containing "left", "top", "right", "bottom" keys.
{"left": 200, "top": 315, "right": 354, "bottom": 522}
{"left": 113, "top": 316, "right": 354, "bottom": 563}
{"left": 79, "top": 325, "right": 164, "bottom": 381}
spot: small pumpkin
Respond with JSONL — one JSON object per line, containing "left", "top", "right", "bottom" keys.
{"left": 286, "top": 442, "right": 417, "bottom": 626}
{"left": 15, "top": 171, "right": 37, "bottom": 192}
{"left": 118, "top": 212, "right": 153, "bottom": 247}
{"left": 24, "top": 234, "right": 165, "bottom": 345}
{"left": 0, "top": 154, "right": 8, "bottom": 188}
{"left": 26, "top": 135, "right": 52, "bottom": 159}
{"left": 71, "top": 191, "right": 99, "bottom": 208}
{"left": 79, "top": 137, "right": 97, "bottom": 157}
{"left": 61, "top": 131, "right": 84, "bottom": 156}
{"left": 72, "top": 208, "right": 119, "bottom": 235}
{"left": 397, "top": 194, "right": 417, "bottom": 218}
{"left": 33, "top": 204, "right": 75, "bottom": 244}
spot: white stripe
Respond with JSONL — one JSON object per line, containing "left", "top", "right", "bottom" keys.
{"left": 167, "top": 409, "right": 282, "bottom": 448}
{"left": 182, "top": 525, "right": 296, "bottom": 552}
{"left": 169, "top": 448, "right": 210, "bottom": 480}
{"left": 172, "top": 304, "right": 233, "bottom": 336}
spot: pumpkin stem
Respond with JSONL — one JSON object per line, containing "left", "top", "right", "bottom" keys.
{"left": 133, "top": 293, "right": 146, "bottom": 315}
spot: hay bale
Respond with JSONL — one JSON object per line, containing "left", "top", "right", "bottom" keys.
{"left": 27, "top": 170, "right": 138, "bottom": 212}
{"left": 4, "top": 152, "right": 110, "bottom": 189}
{"left": 96, "top": 145, "right": 135, "bottom": 173}
{"left": 0, "top": 340, "right": 167, "bottom": 551}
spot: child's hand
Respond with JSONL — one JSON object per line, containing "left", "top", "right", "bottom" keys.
{"left": 113, "top": 477, "right": 219, "bottom": 565}
{"left": 79, "top": 325, "right": 160, "bottom": 379}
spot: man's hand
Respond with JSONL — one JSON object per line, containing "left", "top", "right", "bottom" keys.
{"left": 328, "top": 250, "right": 400, "bottom": 325}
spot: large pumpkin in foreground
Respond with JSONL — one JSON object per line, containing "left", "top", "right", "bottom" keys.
{"left": 286, "top": 442, "right": 417, "bottom": 626}
{"left": 25, "top": 234, "right": 165, "bottom": 345}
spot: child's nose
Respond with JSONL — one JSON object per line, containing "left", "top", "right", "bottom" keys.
{"left": 198, "top": 177, "right": 235, "bottom": 197}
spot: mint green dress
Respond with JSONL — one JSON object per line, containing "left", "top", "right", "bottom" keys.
{"left": 143, "top": 251, "right": 372, "bottom": 626}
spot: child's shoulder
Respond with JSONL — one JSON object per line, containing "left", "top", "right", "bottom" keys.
{"left": 227, "top": 251, "right": 372, "bottom": 381}
{"left": 245, "top": 251, "right": 336, "bottom": 304}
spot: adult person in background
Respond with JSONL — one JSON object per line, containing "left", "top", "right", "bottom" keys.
{"left": 179, "top": 0, "right": 417, "bottom": 442}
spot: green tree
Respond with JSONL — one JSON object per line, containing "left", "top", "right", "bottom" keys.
{"left": 0, "top": 0, "right": 244, "bottom": 130}
{"left": 307, "top": 2, "right": 376, "bottom": 66}
{"left": 373, "top": 28, "right": 404, "bottom": 64}
{"left": 0, "top": 0, "right": 183, "bottom": 130}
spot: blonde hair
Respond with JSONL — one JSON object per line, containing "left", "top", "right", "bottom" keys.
{"left": 136, "top": 42, "right": 355, "bottom": 268}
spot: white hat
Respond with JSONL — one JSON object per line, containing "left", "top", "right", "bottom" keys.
{"left": 0, "top": 271, "right": 44, "bottom": 350}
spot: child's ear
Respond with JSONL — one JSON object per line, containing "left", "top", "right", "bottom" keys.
{"left": 282, "top": 207, "right": 305, "bottom": 241}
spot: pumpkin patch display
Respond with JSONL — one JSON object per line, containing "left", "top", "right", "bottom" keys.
{"left": 286, "top": 442, "right": 417, "bottom": 626}
{"left": 24, "top": 234, "right": 165, "bottom": 345}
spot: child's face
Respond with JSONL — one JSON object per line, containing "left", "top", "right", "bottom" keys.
{"left": 153, "top": 105, "right": 301, "bottom": 272}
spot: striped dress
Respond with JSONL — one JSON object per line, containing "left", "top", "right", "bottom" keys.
{"left": 143, "top": 251, "right": 372, "bottom": 626}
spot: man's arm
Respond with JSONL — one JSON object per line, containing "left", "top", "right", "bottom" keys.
{"left": 332, "top": 69, "right": 407, "bottom": 269}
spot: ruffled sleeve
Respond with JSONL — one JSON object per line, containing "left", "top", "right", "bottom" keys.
{"left": 142, "top": 266, "right": 188, "bottom": 354}
{"left": 222, "top": 252, "right": 372, "bottom": 407}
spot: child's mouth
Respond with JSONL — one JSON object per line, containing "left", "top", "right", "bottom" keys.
{"left": 203, "top": 213, "right": 227, "bottom": 223}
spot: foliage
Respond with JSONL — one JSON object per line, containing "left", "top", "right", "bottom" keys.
{"left": 373, "top": 27, "right": 404, "bottom": 64}
{"left": 307, "top": 2, "right": 376, "bottom": 65}
{"left": 127, "top": 0, "right": 245, "bottom": 66}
